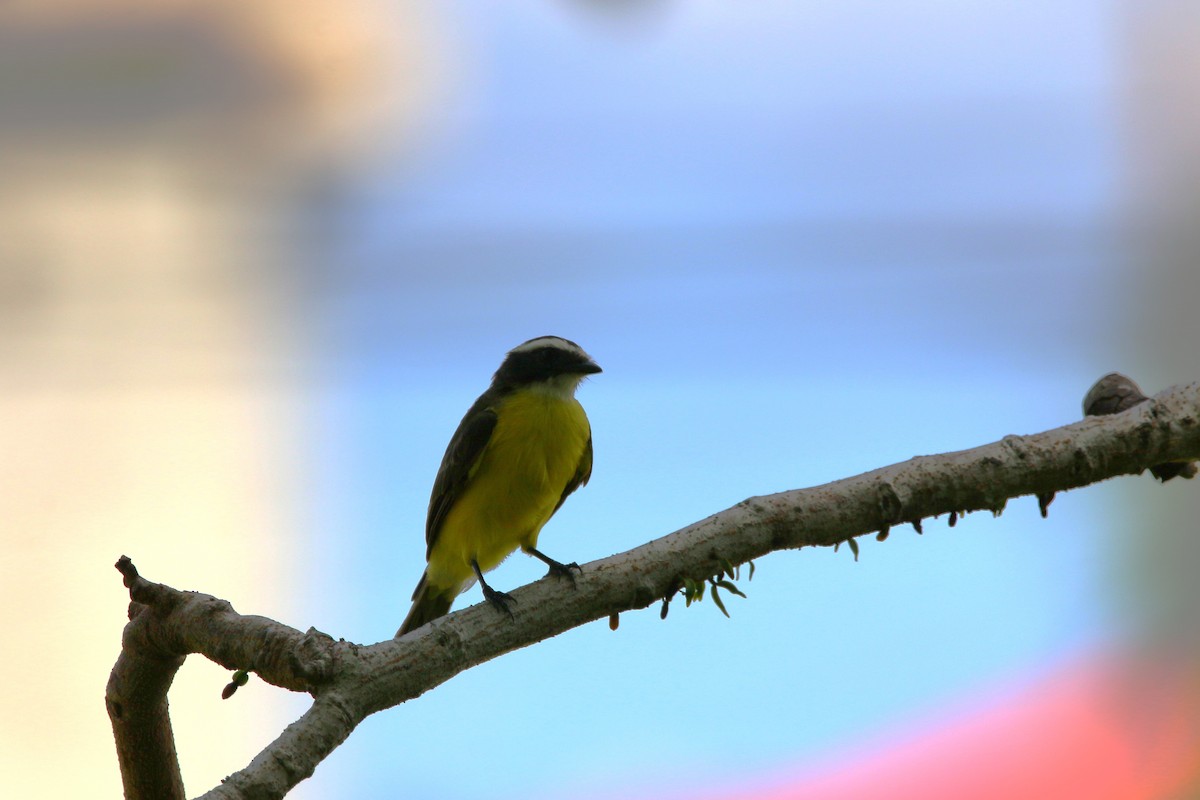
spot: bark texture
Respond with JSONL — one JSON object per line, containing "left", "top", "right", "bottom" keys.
{"left": 107, "top": 379, "right": 1200, "bottom": 800}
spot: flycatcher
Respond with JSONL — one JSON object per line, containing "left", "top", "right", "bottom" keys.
{"left": 396, "top": 336, "right": 600, "bottom": 637}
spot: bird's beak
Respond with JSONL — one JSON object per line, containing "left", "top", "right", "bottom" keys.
{"left": 580, "top": 360, "right": 602, "bottom": 375}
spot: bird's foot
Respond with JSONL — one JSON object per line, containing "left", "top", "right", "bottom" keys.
{"left": 481, "top": 583, "right": 516, "bottom": 618}
{"left": 524, "top": 546, "right": 583, "bottom": 585}
{"left": 472, "top": 558, "right": 516, "bottom": 619}
{"left": 544, "top": 559, "right": 582, "bottom": 584}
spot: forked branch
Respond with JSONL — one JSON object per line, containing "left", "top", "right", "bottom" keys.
{"left": 108, "top": 377, "right": 1200, "bottom": 800}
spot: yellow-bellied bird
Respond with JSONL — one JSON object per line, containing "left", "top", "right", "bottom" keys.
{"left": 396, "top": 336, "right": 600, "bottom": 637}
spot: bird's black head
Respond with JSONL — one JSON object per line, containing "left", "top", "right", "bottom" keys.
{"left": 493, "top": 336, "right": 602, "bottom": 388}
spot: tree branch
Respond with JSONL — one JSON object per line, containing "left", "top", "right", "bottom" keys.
{"left": 110, "top": 379, "right": 1200, "bottom": 800}
{"left": 106, "top": 575, "right": 187, "bottom": 800}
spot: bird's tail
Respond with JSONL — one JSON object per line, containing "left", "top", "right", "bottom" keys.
{"left": 396, "top": 571, "right": 455, "bottom": 637}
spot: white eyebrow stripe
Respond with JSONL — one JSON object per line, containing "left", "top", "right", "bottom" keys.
{"left": 508, "top": 336, "right": 587, "bottom": 358}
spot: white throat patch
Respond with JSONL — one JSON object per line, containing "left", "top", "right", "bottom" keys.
{"left": 530, "top": 372, "right": 587, "bottom": 398}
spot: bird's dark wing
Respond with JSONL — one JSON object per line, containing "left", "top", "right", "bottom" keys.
{"left": 425, "top": 397, "right": 498, "bottom": 557}
{"left": 553, "top": 433, "right": 592, "bottom": 515}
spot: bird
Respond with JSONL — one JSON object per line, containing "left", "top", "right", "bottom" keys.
{"left": 396, "top": 336, "right": 601, "bottom": 637}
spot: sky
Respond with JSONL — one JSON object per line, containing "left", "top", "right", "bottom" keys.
{"left": 272, "top": 2, "right": 1162, "bottom": 798}
{"left": 6, "top": 1, "right": 1198, "bottom": 798}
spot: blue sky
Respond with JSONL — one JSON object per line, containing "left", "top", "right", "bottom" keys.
{"left": 281, "top": 2, "right": 1132, "bottom": 798}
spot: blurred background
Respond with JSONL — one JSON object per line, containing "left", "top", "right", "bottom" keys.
{"left": 2, "top": 1, "right": 1198, "bottom": 798}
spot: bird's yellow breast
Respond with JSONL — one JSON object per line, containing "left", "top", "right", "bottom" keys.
{"left": 425, "top": 388, "right": 590, "bottom": 591}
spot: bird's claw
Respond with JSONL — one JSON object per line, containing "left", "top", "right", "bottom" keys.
{"left": 482, "top": 585, "right": 516, "bottom": 618}
{"left": 545, "top": 560, "right": 582, "bottom": 585}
